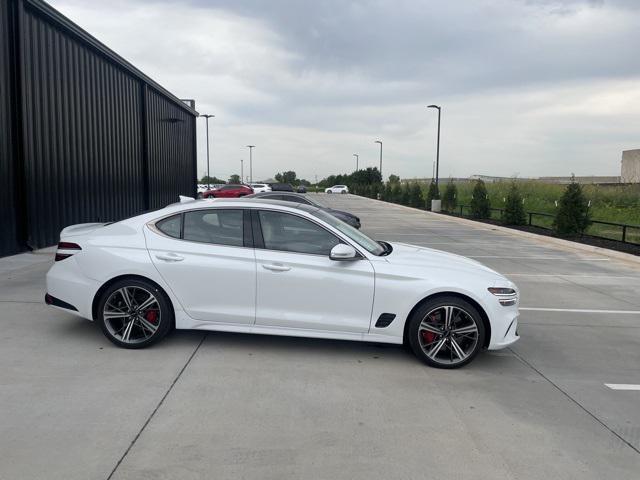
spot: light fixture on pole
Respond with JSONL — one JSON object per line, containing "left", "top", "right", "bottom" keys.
{"left": 246, "top": 145, "right": 255, "bottom": 183}
{"left": 427, "top": 105, "right": 441, "bottom": 186}
{"left": 201, "top": 114, "right": 215, "bottom": 189}
{"left": 374, "top": 140, "right": 383, "bottom": 179}
{"left": 353, "top": 153, "right": 359, "bottom": 171}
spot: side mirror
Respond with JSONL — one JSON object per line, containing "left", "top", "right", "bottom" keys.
{"left": 330, "top": 243, "right": 358, "bottom": 261}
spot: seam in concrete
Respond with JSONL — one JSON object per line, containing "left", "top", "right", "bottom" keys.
{"left": 509, "top": 348, "right": 640, "bottom": 455}
{"left": 106, "top": 334, "right": 207, "bottom": 480}
{"left": 360, "top": 197, "right": 640, "bottom": 268}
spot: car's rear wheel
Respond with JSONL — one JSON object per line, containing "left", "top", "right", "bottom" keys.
{"left": 408, "top": 296, "right": 485, "bottom": 369}
{"left": 97, "top": 278, "right": 173, "bottom": 349}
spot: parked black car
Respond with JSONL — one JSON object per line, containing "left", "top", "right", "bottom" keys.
{"left": 245, "top": 192, "right": 361, "bottom": 229}
{"left": 269, "top": 183, "right": 294, "bottom": 192}
{"left": 296, "top": 185, "right": 307, "bottom": 193}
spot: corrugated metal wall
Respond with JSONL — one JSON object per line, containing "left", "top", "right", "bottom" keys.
{"left": 146, "top": 88, "right": 198, "bottom": 210}
{"left": 0, "top": 0, "right": 197, "bottom": 255}
{"left": 0, "top": 0, "right": 20, "bottom": 256}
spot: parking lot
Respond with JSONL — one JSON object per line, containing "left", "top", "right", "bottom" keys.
{"left": 2, "top": 194, "right": 640, "bottom": 479}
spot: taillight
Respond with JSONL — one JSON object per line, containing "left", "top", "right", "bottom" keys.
{"left": 55, "top": 242, "right": 82, "bottom": 261}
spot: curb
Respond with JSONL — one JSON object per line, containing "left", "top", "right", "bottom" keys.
{"left": 356, "top": 196, "right": 640, "bottom": 268}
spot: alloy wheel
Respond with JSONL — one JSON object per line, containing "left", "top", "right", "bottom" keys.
{"left": 417, "top": 305, "right": 479, "bottom": 366}
{"left": 102, "top": 286, "right": 161, "bottom": 344}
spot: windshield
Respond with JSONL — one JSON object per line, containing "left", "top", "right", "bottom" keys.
{"left": 311, "top": 209, "right": 384, "bottom": 256}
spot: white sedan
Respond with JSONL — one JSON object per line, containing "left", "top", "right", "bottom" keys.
{"left": 325, "top": 185, "right": 349, "bottom": 194}
{"left": 46, "top": 198, "right": 519, "bottom": 368}
{"left": 250, "top": 183, "right": 272, "bottom": 193}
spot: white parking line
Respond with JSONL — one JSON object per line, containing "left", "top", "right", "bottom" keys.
{"left": 469, "top": 255, "right": 610, "bottom": 261}
{"left": 520, "top": 307, "right": 640, "bottom": 314}
{"left": 506, "top": 274, "right": 640, "bottom": 279}
{"left": 605, "top": 384, "right": 640, "bottom": 391}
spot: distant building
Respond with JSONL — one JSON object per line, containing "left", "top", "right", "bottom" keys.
{"left": 621, "top": 150, "right": 640, "bottom": 183}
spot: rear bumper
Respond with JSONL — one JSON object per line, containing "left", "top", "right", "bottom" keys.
{"left": 45, "top": 258, "right": 101, "bottom": 320}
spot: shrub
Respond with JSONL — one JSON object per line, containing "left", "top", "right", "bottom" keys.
{"left": 408, "top": 182, "right": 424, "bottom": 208}
{"left": 425, "top": 181, "right": 440, "bottom": 210}
{"left": 391, "top": 183, "right": 403, "bottom": 203}
{"left": 470, "top": 179, "right": 491, "bottom": 218}
{"left": 400, "top": 183, "right": 411, "bottom": 205}
{"left": 502, "top": 182, "right": 526, "bottom": 225}
{"left": 442, "top": 180, "right": 457, "bottom": 212}
{"left": 553, "top": 179, "right": 591, "bottom": 236}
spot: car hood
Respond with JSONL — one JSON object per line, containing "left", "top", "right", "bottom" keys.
{"left": 384, "top": 242, "right": 503, "bottom": 280}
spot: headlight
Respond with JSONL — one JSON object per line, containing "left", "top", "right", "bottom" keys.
{"left": 488, "top": 287, "right": 518, "bottom": 306}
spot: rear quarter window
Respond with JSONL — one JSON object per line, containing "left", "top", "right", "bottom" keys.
{"left": 156, "top": 214, "right": 181, "bottom": 238}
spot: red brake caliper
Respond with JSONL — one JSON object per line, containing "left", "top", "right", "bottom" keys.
{"left": 421, "top": 315, "right": 438, "bottom": 343}
{"left": 145, "top": 309, "right": 158, "bottom": 324}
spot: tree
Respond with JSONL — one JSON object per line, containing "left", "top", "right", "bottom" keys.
{"left": 408, "top": 182, "right": 424, "bottom": 208}
{"left": 228, "top": 174, "right": 241, "bottom": 184}
{"left": 200, "top": 175, "right": 226, "bottom": 185}
{"left": 425, "top": 181, "right": 440, "bottom": 210}
{"left": 502, "top": 182, "right": 526, "bottom": 225}
{"left": 553, "top": 178, "right": 591, "bottom": 236}
{"left": 470, "top": 179, "right": 491, "bottom": 218}
{"left": 442, "top": 180, "right": 457, "bottom": 212}
{"left": 388, "top": 174, "right": 400, "bottom": 184}
{"left": 275, "top": 171, "right": 297, "bottom": 184}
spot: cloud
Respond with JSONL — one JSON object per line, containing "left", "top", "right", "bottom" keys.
{"left": 51, "top": 0, "right": 640, "bottom": 180}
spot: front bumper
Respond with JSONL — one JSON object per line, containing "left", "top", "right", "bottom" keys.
{"left": 489, "top": 314, "right": 519, "bottom": 349}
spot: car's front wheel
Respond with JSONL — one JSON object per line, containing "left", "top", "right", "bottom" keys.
{"left": 407, "top": 296, "right": 485, "bottom": 368}
{"left": 97, "top": 278, "right": 173, "bottom": 349}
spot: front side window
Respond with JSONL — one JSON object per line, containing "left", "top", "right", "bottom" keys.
{"left": 258, "top": 211, "right": 340, "bottom": 255}
{"left": 183, "top": 209, "right": 243, "bottom": 246}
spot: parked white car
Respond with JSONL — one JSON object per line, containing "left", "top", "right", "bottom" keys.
{"left": 325, "top": 185, "right": 349, "bottom": 194}
{"left": 250, "top": 183, "right": 272, "bottom": 193}
{"left": 45, "top": 198, "right": 519, "bottom": 368}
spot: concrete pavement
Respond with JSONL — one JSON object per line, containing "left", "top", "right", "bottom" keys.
{"left": 1, "top": 194, "right": 639, "bottom": 479}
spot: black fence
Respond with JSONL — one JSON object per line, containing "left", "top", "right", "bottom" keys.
{"left": 454, "top": 205, "right": 640, "bottom": 245}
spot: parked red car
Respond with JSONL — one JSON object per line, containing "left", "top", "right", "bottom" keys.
{"left": 203, "top": 184, "right": 253, "bottom": 198}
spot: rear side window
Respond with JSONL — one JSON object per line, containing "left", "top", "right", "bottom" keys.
{"left": 183, "top": 209, "right": 243, "bottom": 246}
{"left": 156, "top": 214, "right": 181, "bottom": 239}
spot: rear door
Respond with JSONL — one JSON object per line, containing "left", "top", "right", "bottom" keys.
{"left": 145, "top": 208, "right": 256, "bottom": 325}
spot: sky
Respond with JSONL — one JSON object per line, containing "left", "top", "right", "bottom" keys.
{"left": 51, "top": 0, "right": 640, "bottom": 182}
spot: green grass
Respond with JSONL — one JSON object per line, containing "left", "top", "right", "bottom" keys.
{"left": 426, "top": 181, "right": 640, "bottom": 243}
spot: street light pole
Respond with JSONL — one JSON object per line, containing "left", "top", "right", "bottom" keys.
{"left": 240, "top": 159, "right": 244, "bottom": 182}
{"left": 374, "top": 140, "right": 383, "bottom": 179}
{"left": 201, "top": 114, "right": 215, "bottom": 189}
{"left": 246, "top": 145, "right": 255, "bottom": 183}
{"left": 427, "top": 105, "right": 441, "bottom": 186}
{"left": 353, "top": 153, "right": 359, "bottom": 171}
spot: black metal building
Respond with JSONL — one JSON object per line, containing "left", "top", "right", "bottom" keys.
{"left": 0, "top": 0, "right": 197, "bottom": 257}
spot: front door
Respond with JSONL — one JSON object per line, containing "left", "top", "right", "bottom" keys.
{"left": 253, "top": 209, "right": 375, "bottom": 333}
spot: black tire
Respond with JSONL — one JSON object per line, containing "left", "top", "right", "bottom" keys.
{"left": 407, "top": 296, "right": 485, "bottom": 369}
{"left": 97, "top": 278, "right": 173, "bottom": 349}
{"left": 327, "top": 191, "right": 332, "bottom": 194}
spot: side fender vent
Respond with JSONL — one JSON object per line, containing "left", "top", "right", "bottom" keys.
{"left": 375, "top": 313, "right": 396, "bottom": 328}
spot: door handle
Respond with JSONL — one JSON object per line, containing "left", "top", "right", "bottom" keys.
{"left": 155, "top": 253, "right": 184, "bottom": 262}
{"left": 262, "top": 263, "right": 291, "bottom": 272}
